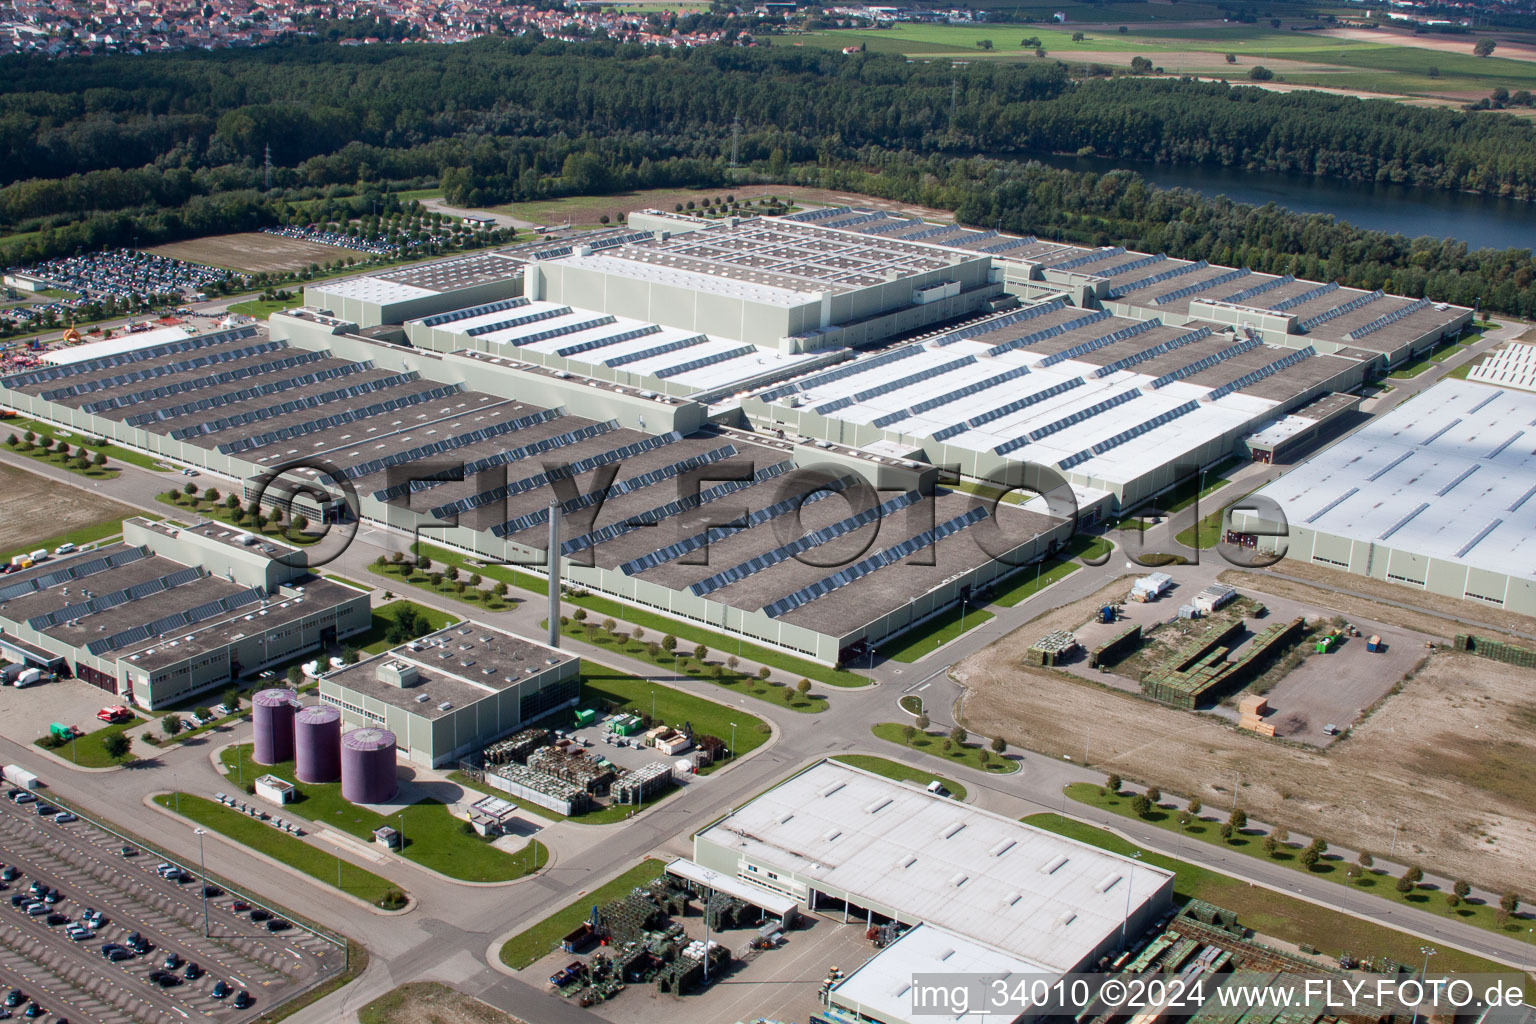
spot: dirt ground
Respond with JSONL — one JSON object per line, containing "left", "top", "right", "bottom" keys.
{"left": 1224, "top": 560, "right": 1536, "bottom": 645}
{"left": 1318, "top": 27, "right": 1536, "bottom": 62}
{"left": 0, "top": 462, "right": 136, "bottom": 557}
{"left": 148, "top": 232, "right": 346, "bottom": 274}
{"left": 360, "top": 982, "right": 525, "bottom": 1024}
{"left": 954, "top": 575, "right": 1536, "bottom": 893}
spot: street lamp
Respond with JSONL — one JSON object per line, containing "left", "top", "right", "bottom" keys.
{"left": 729, "top": 722, "right": 737, "bottom": 762}
{"left": 193, "top": 828, "right": 209, "bottom": 938}
{"left": 1120, "top": 851, "right": 1142, "bottom": 949}
{"left": 1411, "top": 947, "right": 1436, "bottom": 1024}
{"left": 397, "top": 811, "right": 406, "bottom": 853}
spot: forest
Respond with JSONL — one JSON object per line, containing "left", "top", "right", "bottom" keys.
{"left": 3, "top": 38, "right": 1536, "bottom": 315}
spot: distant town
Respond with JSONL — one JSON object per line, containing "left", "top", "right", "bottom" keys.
{"left": 0, "top": 0, "right": 782, "bottom": 56}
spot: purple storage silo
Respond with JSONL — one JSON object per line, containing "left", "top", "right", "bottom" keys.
{"left": 340, "top": 727, "right": 397, "bottom": 804}
{"left": 252, "top": 688, "right": 298, "bottom": 765}
{"left": 294, "top": 705, "right": 342, "bottom": 783}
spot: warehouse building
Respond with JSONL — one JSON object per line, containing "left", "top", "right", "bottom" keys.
{"left": 0, "top": 317, "right": 1065, "bottom": 665}
{"left": 317, "top": 621, "right": 579, "bottom": 768}
{"left": 692, "top": 760, "right": 1174, "bottom": 1024}
{"left": 742, "top": 299, "right": 1368, "bottom": 512}
{"left": 806, "top": 206, "right": 1472, "bottom": 370}
{"left": 401, "top": 295, "right": 834, "bottom": 400}
{"left": 0, "top": 517, "right": 370, "bottom": 708}
{"left": 1232, "top": 378, "right": 1536, "bottom": 616}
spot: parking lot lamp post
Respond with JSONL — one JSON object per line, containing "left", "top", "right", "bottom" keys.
{"left": 1412, "top": 947, "right": 1435, "bottom": 1024}
{"left": 194, "top": 828, "right": 209, "bottom": 938}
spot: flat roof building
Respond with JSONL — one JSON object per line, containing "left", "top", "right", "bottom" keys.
{"left": 0, "top": 517, "right": 370, "bottom": 708}
{"left": 695, "top": 760, "right": 1173, "bottom": 1024}
{"left": 1234, "top": 378, "right": 1536, "bottom": 616}
{"left": 317, "top": 621, "right": 579, "bottom": 767}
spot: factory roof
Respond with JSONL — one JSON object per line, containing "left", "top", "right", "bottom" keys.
{"left": 371, "top": 251, "right": 523, "bottom": 291}
{"left": 124, "top": 577, "right": 364, "bottom": 671}
{"left": 419, "top": 298, "right": 822, "bottom": 391}
{"left": 1468, "top": 342, "right": 1536, "bottom": 393}
{"left": 40, "top": 326, "right": 195, "bottom": 366}
{"left": 558, "top": 218, "right": 981, "bottom": 300}
{"left": 697, "top": 760, "right": 1173, "bottom": 974}
{"left": 310, "top": 275, "right": 438, "bottom": 306}
{"left": 1250, "top": 378, "right": 1536, "bottom": 578}
{"left": 321, "top": 622, "right": 574, "bottom": 720}
{"left": 830, "top": 922, "right": 1051, "bottom": 1024}
{"left": 750, "top": 303, "right": 1360, "bottom": 487}
{"left": 665, "top": 858, "right": 800, "bottom": 919}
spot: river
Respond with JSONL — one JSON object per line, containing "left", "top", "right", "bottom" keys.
{"left": 1034, "top": 153, "right": 1536, "bottom": 253}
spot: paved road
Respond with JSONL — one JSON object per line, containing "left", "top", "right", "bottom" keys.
{"left": 1, "top": 316, "right": 1530, "bottom": 1020}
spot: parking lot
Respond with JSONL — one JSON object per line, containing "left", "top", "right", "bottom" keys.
{"left": 0, "top": 793, "right": 345, "bottom": 1023}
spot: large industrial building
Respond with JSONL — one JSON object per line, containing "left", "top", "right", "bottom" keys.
{"left": 0, "top": 517, "right": 370, "bottom": 708}
{"left": 0, "top": 203, "right": 1476, "bottom": 666}
{"left": 318, "top": 621, "right": 579, "bottom": 767}
{"left": 1233, "top": 377, "right": 1536, "bottom": 616}
{"left": 691, "top": 760, "right": 1175, "bottom": 1024}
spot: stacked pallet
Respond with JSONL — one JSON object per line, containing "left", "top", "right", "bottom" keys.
{"left": 1238, "top": 694, "right": 1274, "bottom": 736}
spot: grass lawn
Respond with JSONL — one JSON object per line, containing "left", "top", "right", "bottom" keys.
{"left": 10, "top": 418, "right": 167, "bottom": 472}
{"left": 580, "top": 666, "right": 771, "bottom": 769}
{"left": 884, "top": 603, "right": 994, "bottom": 663}
{"left": 369, "top": 558, "right": 523, "bottom": 614}
{"left": 451, "top": 768, "right": 679, "bottom": 825}
{"left": 560, "top": 618, "right": 827, "bottom": 713}
{"left": 1067, "top": 783, "right": 1536, "bottom": 948}
{"left": 154, "top": 794, "right": 404, "bottom": 907}
{"left": 1023, "top": 813, "right": 1525, "bottom": 979}
{"left": 404, "top": 542, "right": 870, "bottom": 689}
{"left": 219, "top": 744, "right": 545, "bottom": 882}
{"left": 6, "top": 433, "right": 120, "bottom": 480}
{"left": 1175, "top": 504, "right": 1226, "bottom": 549}
{"left": 36, "top": 717, "right": 143, "bottom": 767}
{"left": 0, "top": 513, "right": 153, "bottom": 564}
{"left": 898, "top": 694, "right": 923, "bottom": 716}
{"left": 871, "top": 722, "right": 1017, "bottom": 776}
{"left": 351, "top": 600, "right": 459, "bottom": 655}
{"left": 991, "top": 535, "right": 1110, "bottom": 608}
{"left": 498, "top": 858, "right": 668, "bottom": 970}
{"left": 226, "top": 296, "right": 303, "bottom": 320}
{"left": 1154, "top": 459, "right": 1236, "bottom": 515}
{"left": 155, "top": 492, "right": 323, "bottom": 546}
{"left": 833, "top": 754, "right": 967, "bottom": 802}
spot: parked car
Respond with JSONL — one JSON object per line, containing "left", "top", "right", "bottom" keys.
{"left": 232, "top": 990, "right": 251, "bottom": 1009}
{"left": 182, "top": 962, "right": 201, "bottom": 980}
{"left": 265, "top": 919, "right": 289, "bottom": 932}
{"left": 4, "top": 989, "right": 23, "bottom": 1007}
{"left": 248, "top": 909, "right": 270, "bottom": 922}
{"left": 54, "top": 812, "right": 76, "bottom": 824}
{"left": 210, "top": 981, "right": 230, "bottom": 1000}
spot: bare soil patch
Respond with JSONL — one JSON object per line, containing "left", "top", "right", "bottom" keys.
{"left": 0, "top": 462, "right": 136, "bottom": 556}
{"left": 1222, "top": 560, "right": 1536, "bottom": 645}
{"left": 955, "top": 576, "right": 1536, "bottom": 892}
{"left": 360, "top": 982, "right": 525, "bottom": 1024}
{"left": 148, "top": 232, "right": 347, "bottom": 274}
{"left": 1318, "top": 27, "right": 1536, "bottom": 61}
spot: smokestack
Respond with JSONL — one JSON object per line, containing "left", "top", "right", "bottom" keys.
{"left": 547, "top": 498, "right": 561, "bottom": 650}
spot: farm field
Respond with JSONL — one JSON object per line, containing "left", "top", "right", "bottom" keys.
{"left": 954, "top": 573, "right": 1536, "bottom": 895}
{"left": 795, "top": 21, "right": 1536, "bottom": 102}
{"left": 0, "top": 462, "right": 137, "bottom": 557}
{"left": 148, "top": 231, "right": 351, "bottom": 273}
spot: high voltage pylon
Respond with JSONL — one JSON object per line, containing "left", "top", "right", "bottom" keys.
{"left": 264, "top": 143, "right": 273, "bottom": 190}
{"left": 729, "top": 116, "right": 742, "bottom": 168}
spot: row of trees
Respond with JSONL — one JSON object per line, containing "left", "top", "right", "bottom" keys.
{"left": 1106, "top": 776, "right": 1523, "bottom": 921}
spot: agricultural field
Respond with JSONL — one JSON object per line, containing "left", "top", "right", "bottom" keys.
{"left": 794, "top": 19, "right": 1536, "bottom": 103}
{"left": 954, "top": 573, "right": 1536, "bottom": 895}
{"left": 148, "top": 231, "right": 349, "bottom": 273}
{"left": 0, "top": 462, "right": 136, "bottom": 557}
